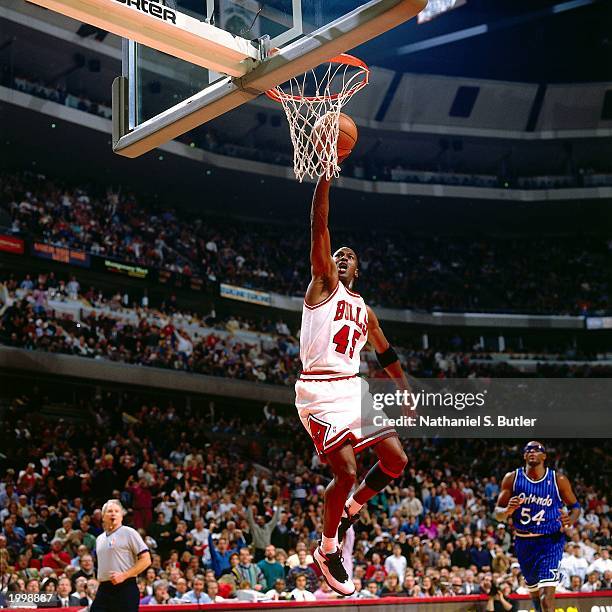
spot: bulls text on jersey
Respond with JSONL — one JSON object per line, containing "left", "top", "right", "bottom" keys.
{"left": 333, "top": 300, "right": 368, "bottom": 336}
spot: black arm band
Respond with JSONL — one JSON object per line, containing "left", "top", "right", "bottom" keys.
{"left": 376, "top": 346, "right": 398, "bottom": 369}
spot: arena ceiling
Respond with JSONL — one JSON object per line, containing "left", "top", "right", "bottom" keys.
{"left": 360, "top": 0, "right": 612, "bottom": 83}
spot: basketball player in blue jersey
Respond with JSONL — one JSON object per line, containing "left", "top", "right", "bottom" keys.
{"left": 495, "top": 441, "right": 580, "bottom": 612}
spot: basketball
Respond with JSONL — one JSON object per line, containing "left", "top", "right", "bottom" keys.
{"left": 313, "top": 112, "right": 358, "bottom": 160}
{"left": 337, "top": 113, "right": 358, "bottom": 157}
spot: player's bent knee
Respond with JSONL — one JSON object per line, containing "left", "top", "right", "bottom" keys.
{"left": 334, "top": 466, "right": 357, "bottom": 488}
{"left": 380, "top": 450, "right": 407, "bottom": 478}
{"left": 394, "top": 448, "right": 408, "bottom": 470}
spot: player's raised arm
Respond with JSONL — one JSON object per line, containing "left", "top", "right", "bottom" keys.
{"left": 556, "top": 474, "right": 580, "bottom": 530}
{"left": 366, "top": 305, "right": 410, "bottom": 392}
{"left": 494, "top": 470, "right": 523, "bottom": 522}
{"left": 305, "top": 176, "right": 338, "bottom": 305}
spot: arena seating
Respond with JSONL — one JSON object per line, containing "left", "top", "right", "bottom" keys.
{"left": 4, "top": 271, "right": 612, "bottom": 384}
{"left": 2, "top": 172, "right": 611, "bottom": 314}
{"left": 0, "top": 388, "right": 610, "bottom": 604}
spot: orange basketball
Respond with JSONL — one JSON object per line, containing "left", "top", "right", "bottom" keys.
{"left": 337, "top": 113, "right": 358, "bottom": 157}
{"left": 313, "top": 112, "right": 358, "bottom": 160}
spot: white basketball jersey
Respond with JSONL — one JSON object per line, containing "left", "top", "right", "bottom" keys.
{"left": 300, "top": 282, "right": 368, "bottom": 377}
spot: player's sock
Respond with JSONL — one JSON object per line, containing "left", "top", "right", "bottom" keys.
{"left": 345, "top": 496, "right": 363, "bottom": 517}
{"left": 321, "top": 534, "right": 338, "bottom": 554}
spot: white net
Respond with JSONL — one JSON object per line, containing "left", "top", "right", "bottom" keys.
{"left": 266, "top": 54, "right": 369, "bottom": 182}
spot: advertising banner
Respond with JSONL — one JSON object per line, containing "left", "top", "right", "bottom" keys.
{"left": 32, "top": 242, "right": 90, "bottom": 267}
{"left": 0, "top": 234, "right": 25, "bottom": 255}
{"left": 220, "top": 283, "right": 272, "bottom": 306}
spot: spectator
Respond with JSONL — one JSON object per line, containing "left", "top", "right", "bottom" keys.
{"left": 470, "top": 537, "right": 492, "bottom": 571}
{"left": 247, "top": 499, "right": 282, "bottom": 561}
{"left": 568, "top": 575, "right": 583, "bottom": 592}
{"left": 438, "top": 484, "right": 456, "bottom": 514}
{"left": 313, "top": 577, "right": 336, "bottom": 600}
{"left": 379, "top": 573, "right": 404, "bottom": 597}
{"left": 484, "top": 477, "right": 500, "bottom": 510}
{"left": 286, "top": 550, "right": 318, "bottom": 592}
{"left": 495, "top": 524, "right": 512, "bottom": 553}
{"left": 286, "top": 543, "right": 313, "bottom": 569}
{"left": 265, "top": 577, "right": 290, "bottom": 601}
{"left": 451, "top": 536, "right": 471, "bottom": 568}
{"left": 73, "top": 553, "right": 95, "bottom": 583}
{"left": 143, "top": 579, "right": 170, "bottom": 605}
{"left": 290, "top": 574, "right": 316, "bottom": 601}
{"left": 53, "top": 576, "right": 82, "bottom": 607}
{"left": 41, "top": 538, "right": 71, "bottom": 570}
{"left": 384, "top": 544, "right": 407, "bottom": 579}
{"left": 399, "top": 486, "right": 423, "bottom": 519}
{"left": 418, "top": 516, "right": 438, "bottom": 540}
{"left": 257, "top": 545, "right": 285, "bottom": 591}
{"left": 560, "top": 544, "right": 589, "bottom": 587}
{"left": 208, "top": 533, "right": 246, "bottom": 578}
{"left": 80, "top": 578, "right": 99, "bottom": 607}
{"left": 588, "top": 549, "right": 612, "bottom": 576}
{"left": 360, "top": 580, "right": 379, "bottom": 598}
{"left": 485, "top": 582, "right": 513, "bottom": 611}
{"left": 236, "top": 579, "right": 267, "bottom": 602}
{"left": 581, "top": 571, "right": 601, "bottom": 592}
{"left": 189, "top": 518, "right": 209, "bottom": 548}
{"left": 231, "top": 547, "right": 266, "bottom": 591}
{"left": 181, "top": 574, "right": 212, "bottom": 604}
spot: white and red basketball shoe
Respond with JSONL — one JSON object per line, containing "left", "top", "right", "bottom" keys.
{"left": 313, "top": 546, "right": 355, "bottom": 596}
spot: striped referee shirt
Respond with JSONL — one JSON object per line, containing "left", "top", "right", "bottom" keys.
{"left": 95, "top": 525, "right": 149, "bottom": 582}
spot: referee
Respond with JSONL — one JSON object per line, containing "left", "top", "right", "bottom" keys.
{"left": 91, "top": 500, "right": 151, "bottom": 612}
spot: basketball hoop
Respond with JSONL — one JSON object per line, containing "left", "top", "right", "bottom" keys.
{"left": 266, "top": 54, "right": 369, "bottom": 182}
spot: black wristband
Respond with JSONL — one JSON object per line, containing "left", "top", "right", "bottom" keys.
{"left": 376, "top": 346, "right": 398, "bottom": 369}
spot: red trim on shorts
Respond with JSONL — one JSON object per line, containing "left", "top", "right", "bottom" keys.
{"left": 299, "top": 372, "right": 358, "bottom": 382}
{"left": 319, "top": 428, "right": 398, "bottom": 457}
{"left": 322, "top": 431, "right": 354, "bottom": 455}
{"left": 303, "top": 283, "right": 339, "bottom": 310}
{"left": 352, "top": 429, "right": 398, "bottom": 453}
{"left": 323, "top": 427, "right": 354, "bottom": 449}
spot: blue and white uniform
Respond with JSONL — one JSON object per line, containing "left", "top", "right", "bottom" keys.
{"left": 512, "top": 467, "right": 566, "bottom": 590}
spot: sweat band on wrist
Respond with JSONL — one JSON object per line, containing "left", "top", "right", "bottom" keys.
{"left": 376, "top": 346, "right": 398, "bottom": 369}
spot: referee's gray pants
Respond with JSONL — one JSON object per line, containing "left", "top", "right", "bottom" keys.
{"left": 91, "top": 578, "right": 139, "bottom": 612}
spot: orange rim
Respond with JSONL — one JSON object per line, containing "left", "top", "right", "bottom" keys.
{"left": 265, "top": 53, "right": 369, "bottom": 103}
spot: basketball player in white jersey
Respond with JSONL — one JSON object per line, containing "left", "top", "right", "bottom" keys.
{"left": 296, "top": 174, "right": 410, "bottom": 596}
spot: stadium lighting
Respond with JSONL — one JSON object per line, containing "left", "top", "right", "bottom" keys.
{"left": 418, "top": 0, "right": 466, "bottom": 23}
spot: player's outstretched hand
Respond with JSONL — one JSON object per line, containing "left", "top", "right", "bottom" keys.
{"left": 506, "top": 496, "right": 524, "bottom": 514}
{"left": 559, "top": 509, "right": 572, "bottom": 530}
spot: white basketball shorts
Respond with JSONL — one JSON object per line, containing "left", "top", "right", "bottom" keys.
{"left": 295, "top": 374, "right": 397, "bottom": 460}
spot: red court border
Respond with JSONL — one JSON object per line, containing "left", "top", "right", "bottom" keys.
{"left": 8, "top": 590, "right": 611, "bottom": 611}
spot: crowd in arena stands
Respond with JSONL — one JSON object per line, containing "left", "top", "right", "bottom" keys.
{"left": 4, "top": 270, "right": 612, "bottom": 385}
{"left": 3, "top": 172, "right": 612, "bottom": 315}
{"left": 7, "top": 75, "right": 112, "bottom": 119}
{"left": 7, "top": 72, "right": 612, "bottom": 193}
{"left": 0, "top": 270, "right": 301, "bottom": 386}
{"left": 0, "top": 389, "right": 610, "bottom": 607}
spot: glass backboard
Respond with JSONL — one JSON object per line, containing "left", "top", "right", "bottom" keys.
{"left": 113, "top": 0, "right": 427, "bottom": 157}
